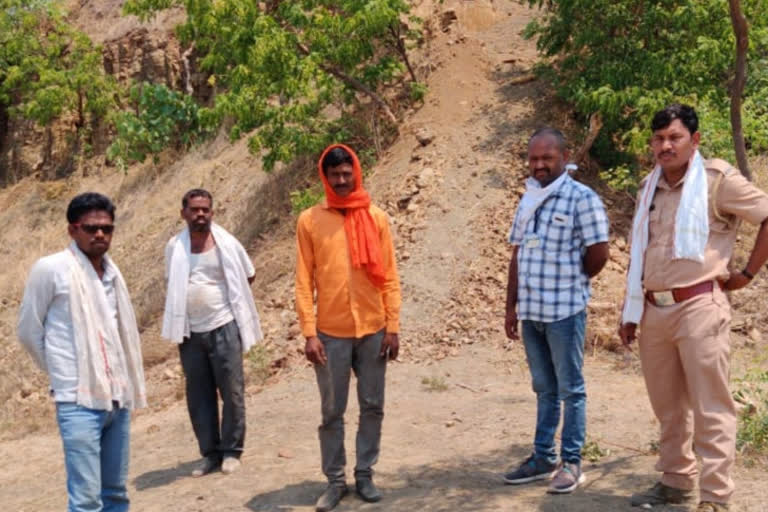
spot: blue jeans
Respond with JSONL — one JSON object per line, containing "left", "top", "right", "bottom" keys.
{"left": 56, "top": 402, "right": 131, "bottom": 512}
{"left": 521, "top": 310, "right": 586, "bottom": 465}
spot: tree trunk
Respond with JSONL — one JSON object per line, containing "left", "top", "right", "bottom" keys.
{"left": 728, "top": 0, "right": 750, "bottom": 180}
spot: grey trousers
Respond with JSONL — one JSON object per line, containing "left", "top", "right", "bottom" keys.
{"left": 315, "top": 329, "right": 387, "bottom": 484}
{"left": 179, "top": 320, "right": 246, "bottom": 460}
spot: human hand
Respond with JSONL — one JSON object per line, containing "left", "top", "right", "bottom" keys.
{"left": 719, "top": 271, "right": 752, "bottom": 291}
{"left": 619, "top": 323, "right": 637, "bottom": 346}
{"left": 304, "top": 336, "right": 327, "bottom": 365}
{"left": 380, "top": 332, "right": 399, "bottom": 361}
{"left": 505, "top": 310, "right": 518, "bottom": 340}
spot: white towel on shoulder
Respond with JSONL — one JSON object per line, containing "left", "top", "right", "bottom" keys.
{"left": 621, "top": 150, "right": 709, "bottom": 324}
{"left": 67, "top": 242, "right": 147, "bottom": 410}
{"left": 508, "top": 171, "right": 570, "bottom": 243}
{"left": 162, "top": 223, "right": 263, "bottom": 352}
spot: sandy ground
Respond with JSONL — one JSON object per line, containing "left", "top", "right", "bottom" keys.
{"left": 1, "top": 343, "right": 766, "bottom": 511}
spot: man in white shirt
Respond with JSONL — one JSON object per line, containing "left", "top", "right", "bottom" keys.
{"left": 162, "top": 189, "right": 263, "bottom": 477}
{"left": 17, "top": 192, "right": 147, "bottom": 512}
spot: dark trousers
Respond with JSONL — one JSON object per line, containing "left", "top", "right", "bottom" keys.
{"left": 179, "top": 320, "right": 246, "bottom": 460}
{"left": 314, "top": 329, "right": 387, "bottom": 484}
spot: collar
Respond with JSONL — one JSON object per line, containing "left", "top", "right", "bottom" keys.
{"left": 656, "top": 171, "right": 687, "bottom": 191}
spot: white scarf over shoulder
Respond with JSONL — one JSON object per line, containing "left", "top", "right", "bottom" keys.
{"left": 621, "top": 150, "right": 709, "bottom": 324}
{"left": 162, "top": 223, "right": 263, "bottom": 352}
{"left": 67, "top": 242, "right": 147, "bottom": 410}
{"left": 508, "top": 171, "right": 570, "bottom": 243}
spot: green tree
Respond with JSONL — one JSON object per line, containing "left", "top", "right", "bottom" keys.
{"left": 123, "top": 0, "right": 422, "bottom": 170}
{"left": 107, "top": 82, "right": 215, "bottom": 169}
{"left": 0, "top": 0, "right": 115, "bottom": 139}
{"left": 522, "top": 0, "right": 768, "bottom": 186}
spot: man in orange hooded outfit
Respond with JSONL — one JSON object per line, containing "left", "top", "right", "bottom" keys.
{"left": 295, "top": 144, "right": 401, "bottom": 512}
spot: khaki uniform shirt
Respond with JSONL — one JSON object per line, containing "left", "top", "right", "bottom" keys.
{"left": 641, "top": 159, "right": 768, "bottom": 291}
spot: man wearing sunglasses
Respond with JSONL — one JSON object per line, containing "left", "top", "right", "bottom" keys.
{"left": 18, "top": 192, "right": 147, "bottom": 512}
{"left": 162, "top": 189, "right": 263, "bottom": 478}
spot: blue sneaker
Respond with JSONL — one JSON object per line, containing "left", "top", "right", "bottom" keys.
{"left": 503, "top": 454, "right": 558, "bottom": 484}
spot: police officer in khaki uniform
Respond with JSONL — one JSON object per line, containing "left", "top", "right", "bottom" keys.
{"left": 620, "top": 104, "right": 768, "bottom": 512}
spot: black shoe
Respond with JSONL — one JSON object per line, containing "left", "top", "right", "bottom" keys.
{"left": 502, "top": 454, "right": 558, "bottom": 485}
{"left": 316, "top": 483, "right": 348, "bottom": 512}
{"left": 356, "top": 478, "right": 382, "bottom": 503}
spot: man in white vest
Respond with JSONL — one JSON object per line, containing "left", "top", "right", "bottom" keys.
{"left": 163, "top": 189, "right": 262, "bottom": 477}
{"left": 18, "top": 192, "right": 146, "bottom": 512}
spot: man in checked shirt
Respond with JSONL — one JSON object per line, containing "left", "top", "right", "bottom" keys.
{"left": 503, "top": 127, "right": 609, "bottom": 494}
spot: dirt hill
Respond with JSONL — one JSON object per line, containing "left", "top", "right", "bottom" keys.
{"left": 1, "top": 1, "right": 767, "bottom": 510}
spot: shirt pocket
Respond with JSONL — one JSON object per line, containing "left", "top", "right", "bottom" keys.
{"left": 543, "top": 212, "right": 573, "bottom": 249}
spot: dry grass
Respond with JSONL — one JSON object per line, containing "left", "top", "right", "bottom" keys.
{"left": 0, "top": 131, "right": 298, "bottom": 439}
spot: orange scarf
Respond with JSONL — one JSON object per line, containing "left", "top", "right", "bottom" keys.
{"left": 318, "top": 144, "right": 386, "bottom": 288}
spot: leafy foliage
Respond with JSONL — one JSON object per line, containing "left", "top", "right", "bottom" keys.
{"left": 107, "top": 83, "right": 214, "bottom": 169}
{"left": 123, "top": 0, "right": 421, "bottom": 170}
{"left": 522, "top": 0, "right": 768, "bottom": 187}
{"left": 0, "top": 0, "right": 115, "bottom": 132}
{"left": 290, "top": 186, "right": 324, "bottom": 215}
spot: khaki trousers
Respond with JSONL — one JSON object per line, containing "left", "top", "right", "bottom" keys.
{"left": 638, "top": 286, "right": 736, "bottom": 503}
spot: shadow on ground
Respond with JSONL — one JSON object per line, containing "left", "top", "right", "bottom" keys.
{"left": 133, "top": 459, "right": 200, "bottom": 491}
{"left": 244, "top": 445, "right": 675, "bottom": 512}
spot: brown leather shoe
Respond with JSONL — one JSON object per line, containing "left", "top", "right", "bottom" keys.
{"left": 630, "top": 482, "right": 695, "bottom": 507}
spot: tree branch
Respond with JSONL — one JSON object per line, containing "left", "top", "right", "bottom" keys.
{"left": 296, "top": 43, "right": 398, "bottom": 125}
{"left": 728, "top": 0, "right": 751, "bottom": 180}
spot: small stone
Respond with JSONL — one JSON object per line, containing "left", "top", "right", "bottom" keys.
{"left": 748, "top": 328, "right": 762, "bottom": 343}
{"left": 416, "top": 167, "right": 435, "bottom": 188}
{"left": 278, "top": 450, "right": 294, "bottom": 459}
{"left": 406, "top": 202, "right": 418, "bottom": 213}
{"left": 414, "top": 128, "right": 436, "bottom": 147}
{"left": 440, "top": 9, "right": 458, "bottom": 32}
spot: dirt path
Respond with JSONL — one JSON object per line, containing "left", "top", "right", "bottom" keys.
{"left": 1, "top": 1, "right": 766, "bottom": 511}
{"left": 1, "top": 343, "right": 765, "bottom": 511}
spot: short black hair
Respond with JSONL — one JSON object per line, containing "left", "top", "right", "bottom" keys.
{"left": 66, "top": 192, "right": 116, "bottom": 224}
{"left": 529, "top": 127, "right": 567, "bottom": 152}
{"left": 651, "top": 104, "right": 698, "bottom": 135}
{"left": 321, "top": 147, "right": 354, "bottom": 175}
{"left": 182, "top": 188, "right": 213, "bottom": 209}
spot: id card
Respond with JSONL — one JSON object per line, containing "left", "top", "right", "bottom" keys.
{"left": 525, "top": 235, "right": 541, "bottom": 249}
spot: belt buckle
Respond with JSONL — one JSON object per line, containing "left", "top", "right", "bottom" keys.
{"left": 652, "top": 290, "right": 675, "bottom": 306}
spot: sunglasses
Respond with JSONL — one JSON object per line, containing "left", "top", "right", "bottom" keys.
{"left": 75, "top": 223, "right": 115, "bottom": 235}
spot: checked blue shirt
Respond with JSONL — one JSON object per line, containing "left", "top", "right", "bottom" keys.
{"left": 509, "top": 175, "right": 609, "bottom": 323}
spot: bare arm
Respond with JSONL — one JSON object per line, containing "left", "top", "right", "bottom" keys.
{"left": 583, "top": 242, "right": 609, "bottom": 278}
{"left": 504, "top": 246, "right": 519, "bottom": 340}
{"left": 722, "top": 217, "right": 768, "bottom": 290}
